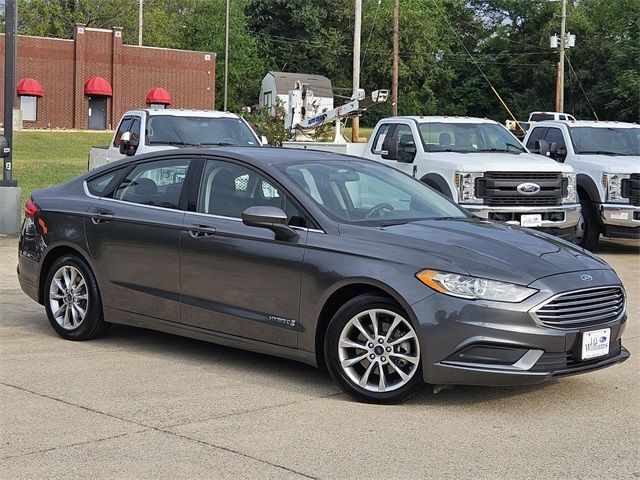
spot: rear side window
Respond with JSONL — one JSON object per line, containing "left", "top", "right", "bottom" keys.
{"left": 114, "top": 159, "right": 190, "bottom": 210}
{"left": 87, "top": 171, "right": 119, "bottom": 196}
{"left": 371, "top": 124, "right": 391, "bottom": 153}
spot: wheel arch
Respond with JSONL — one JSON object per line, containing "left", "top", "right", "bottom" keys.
{"left": 38, "top": 243, "right": 96, "bottom": 304}
{"left": 577, "top": 173, "right": 601, "bottom": 204}
{"left": 313, "top": 280, "right": 414, "bottom": 370}
{"left": 420, "top": 173, "right": 454, "bottom": 200}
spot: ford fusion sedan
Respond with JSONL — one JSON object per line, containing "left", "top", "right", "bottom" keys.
{"left": 17, "top": 148, "right": 629, "bottom": 403}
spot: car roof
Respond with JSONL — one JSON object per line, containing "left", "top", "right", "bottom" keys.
{"left": 192, "top": 146, "right": 371, "bottom": 167}
{"left": 123, "top": 108, "right": 242, "bottom": 119}
{"left": 392, "top": 116, "right": 500, "bottom": 125}
{"left": 533, "top": 120, "right": 639, "bottom": 129}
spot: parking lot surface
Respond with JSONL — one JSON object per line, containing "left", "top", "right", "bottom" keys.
{"left": 0, "top": 234, "right": 638, "bottom": 479}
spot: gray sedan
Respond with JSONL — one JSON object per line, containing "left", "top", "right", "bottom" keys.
{"left": 17, "top": 147, "right": 629, "bottom": 403}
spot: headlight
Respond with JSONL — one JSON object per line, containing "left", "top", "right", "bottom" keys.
{"left": 602, "top": 173, "right": 630, "bottom": 203}
{"left": 454, "top": 172, "right": 483, "bottom": 204}
{"left": 416, "top": 269, "right": 537, "bottom": 303}
{"left": 562, "top": 172, "right": 577, "bottom": 204}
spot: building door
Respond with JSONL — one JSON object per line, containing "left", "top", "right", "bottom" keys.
{"left": 88, "top": 96, "right": 107, "bottom": 130}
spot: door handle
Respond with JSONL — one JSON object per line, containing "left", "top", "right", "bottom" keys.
{"left": 89, "top": 208, "right": 114, "bottom": 224}
{"left": 188, "top": 224, "right": 216, "bottom": 238}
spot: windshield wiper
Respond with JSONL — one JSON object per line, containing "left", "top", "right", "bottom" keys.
{"left": 197, "top": 142, "right": 236, "bottom": 146}
{"left": 478, "top": 143, "right": 524, "bottom": 154}
{"left": 149, "top": 141, "right": 199, "bottom": 147}
{"left": 577, "top": 150, "right": 626, "bottom": 156}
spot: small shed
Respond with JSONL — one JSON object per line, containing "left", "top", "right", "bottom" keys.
{"left": 259, "top": 71, "right": 333, "bottom": 115}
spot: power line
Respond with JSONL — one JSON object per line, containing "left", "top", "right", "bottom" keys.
{"left": 565, "top": 54, "right": 599, "bottom": 120}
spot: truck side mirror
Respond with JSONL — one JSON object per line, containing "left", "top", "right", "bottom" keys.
{"left": 381, "top": 138, "right": 398, "bottom": 160}
{"left": 0, "top": 135, "right": 9, "bottom": 158}
{"left": 534, "top": 139, "right": 551, "bottom": 157}
{"left": 119, "top": 131, "right": 139, "bottom": 156}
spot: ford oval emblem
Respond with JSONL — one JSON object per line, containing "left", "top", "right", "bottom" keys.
{"left": 580, "top": 274, "right": 593, "bottom": 281}
{"left": 517, "top": 182, "right": 541, "bottom": 195}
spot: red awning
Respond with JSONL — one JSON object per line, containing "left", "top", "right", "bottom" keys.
{"left": 84, "top": 76, "right": 112, "bottom": 96}
{"left": 146, "top": 87, "right": 172, "bottom": 105}
{"left": 16, "top": 78, "right": 44, "bottom": 97}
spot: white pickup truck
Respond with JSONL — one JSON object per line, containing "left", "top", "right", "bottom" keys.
{"left": 88, "top": 109, "right": 263, "bottom": 170}
{"left": 285, "top": 116, "right": 581, "bottom": 239}
{"left": 523, "top": 120, "right": 639, "bottom": 249}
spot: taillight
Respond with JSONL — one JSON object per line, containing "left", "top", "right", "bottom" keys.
{"left": 24, "top": 197, "right": 40, "bottom": 218}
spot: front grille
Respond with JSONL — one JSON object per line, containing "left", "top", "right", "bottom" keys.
{"left": 532, "top": 286, "right": 626, "bottom": 329}
{"left": 529, "top": 339, "right": 622, "bottom": 372}
{"left": 622, "top": 173, "right": 640, "bottom": 206}
{"left": 476, "top": 172, "right": 564, "bottom": 206}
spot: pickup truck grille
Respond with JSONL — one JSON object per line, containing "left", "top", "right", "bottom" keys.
{"left": 476, "top": 172, "right": 565, "bottom": 206}
{"left": 532, "top": 286, "right": 626, "bottom": 329}
{"left": 622, "top": 173, "right": 640, "bottom": 206}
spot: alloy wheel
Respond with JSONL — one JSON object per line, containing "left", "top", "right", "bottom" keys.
{"left": 338, "top": 309, "right": 420, "bottom": 393}
{"left": 48, "top": 265, "right": 89, "bottom": 330}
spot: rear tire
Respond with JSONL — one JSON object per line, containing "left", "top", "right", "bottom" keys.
{"left": 575, "top": 196, "right": 600, "bottom": 251}
{"left": 324, "top": 294, "right": 424, "bottom": 404}
{"left": 44, "top": 254, "right": 108, "bottom": 340}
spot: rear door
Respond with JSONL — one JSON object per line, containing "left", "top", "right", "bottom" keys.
{"left": 179, "top": 157, "right": 309, "bottom": 347}
{"left": 84, "top": 157, "right": 193, "bottom": 322}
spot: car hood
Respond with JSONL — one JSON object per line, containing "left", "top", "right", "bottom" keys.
{"left": 339, "top": 218, "right": 609, "bottom": 286}
{"left": 427, "top": 151, "right": 573, "bottom": 173}
{"left": 575, "top": 154, "right": 639, "bottom": 174}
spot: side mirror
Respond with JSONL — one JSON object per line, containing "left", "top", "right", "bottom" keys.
{"left": 0, "top": 135, "right": 9, "bottom": 158}
{"left": 381, "top": 138, "right": 398, "bottom": 160}
{"left": 242, "top": 206, "right": 298, "bottom": 240}
{"left": 260, "top": 135, "right": 269, "bottom": 146}
{"left": 534, "top": 139, "right": 551, "bottom": 157}
{"left": 119, "top": 131, "right": 139, "bottom": 156}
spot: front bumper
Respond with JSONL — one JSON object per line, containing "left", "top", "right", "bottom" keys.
{"left": 600, "top": 203, "right": 640, "bottom": 236}
{"left": 410, "top": 269, "right": 629, "bottom": 386}
{"left": 464, "top": 203, "right": 581, "bottom": 230}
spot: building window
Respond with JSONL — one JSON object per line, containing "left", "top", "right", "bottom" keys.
{"left": 20, "top": 96, "right": 38, "bottom": 121}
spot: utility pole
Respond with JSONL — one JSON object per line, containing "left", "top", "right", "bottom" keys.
{"left": 555, "top": 0, "right": 566, "bottom": 112}
{"left": 138, "top": 0, "right": 143, "bottom": 46}
{"left": 223, "top": 0, "right": 230, "bottom": 111}
{"left": 351, "top": 0, "right": 362, "bottom": 143}
{"left": 391, "top": 0, "right": 399, "bottom": 116}
{"left": 2, "top": 0, "right": 17, "bottom": 187}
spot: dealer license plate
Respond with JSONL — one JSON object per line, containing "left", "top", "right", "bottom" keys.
{"left": 520, "top": 214, "right": 542, "bottom": 228}
{"left": 582, "top": 328, "right": 610, "bottom": 360}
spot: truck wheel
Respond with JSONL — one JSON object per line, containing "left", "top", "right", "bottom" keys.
{"left": 575, "top": 197, "right": 600, "bottom": 251}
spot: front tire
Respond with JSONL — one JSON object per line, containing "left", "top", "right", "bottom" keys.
{"left": 324, "top": 294, "right": 423, "bottom": 403}
{"left": 44, "top": 254, "right": 108, "bottom": 340}
{"left": 575, "top": 196, "right": 601, "bottom": 251}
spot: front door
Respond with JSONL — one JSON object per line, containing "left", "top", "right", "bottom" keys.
{"left": 88, "top": 96, "right": 107, "bottom": 130}
{"left": 179, "top": 158, "right": 308, "bottom": 347}
{"left": 84, "top": 157, "right": 192, "bottom": 322}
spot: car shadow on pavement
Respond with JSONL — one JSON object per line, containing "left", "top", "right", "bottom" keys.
{"left": 596, "top": 238, "right": 640, "bottom": 254}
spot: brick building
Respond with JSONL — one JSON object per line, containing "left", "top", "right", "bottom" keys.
{"left": 0, "top": 25, "right": 216, "bottom": 130}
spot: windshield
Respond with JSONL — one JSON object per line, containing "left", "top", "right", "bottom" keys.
{"left": 569, "top": 127, "right": 640, "bottom": 156}
{"left": 146, "top": 116, "right": 258, "bottom": 147}
{"left": 418, "top": 122, "right": 526, "bottom": 154}
{"left": 279, "top": 160, "right": 467, "bottom": 225}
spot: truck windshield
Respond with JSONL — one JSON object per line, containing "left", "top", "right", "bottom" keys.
{"left": 418, "top": 122, "right": 526, "bottom": 154}
{"left": 146, "top": 116, "right": 258, "bottom": 147}
{"left": 280, "top": 160, "right": 467, "bottom": 226}
{"left": 569, "top": 127, "right": 640, "bottom": 156}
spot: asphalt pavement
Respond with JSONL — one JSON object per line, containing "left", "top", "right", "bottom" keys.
{"left": 0, "top": 234, "right": 638, "bottom": 479}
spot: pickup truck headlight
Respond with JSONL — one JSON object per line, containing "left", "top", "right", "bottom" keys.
{"left": 416, "top": 269, "right": 537, "bottom": 303}
{"left": 603, "top": 173, "right": 630, "bottom": 203}
{"left": 562, "top": 172, "right": 577, "bottom": 204}
{"left": 454, "top": 172, "right": 483, "bottom": 204}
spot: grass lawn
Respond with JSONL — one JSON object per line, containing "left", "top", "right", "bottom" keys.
{"left": 11, "top": 130, "right": 112, "bottom": 207}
